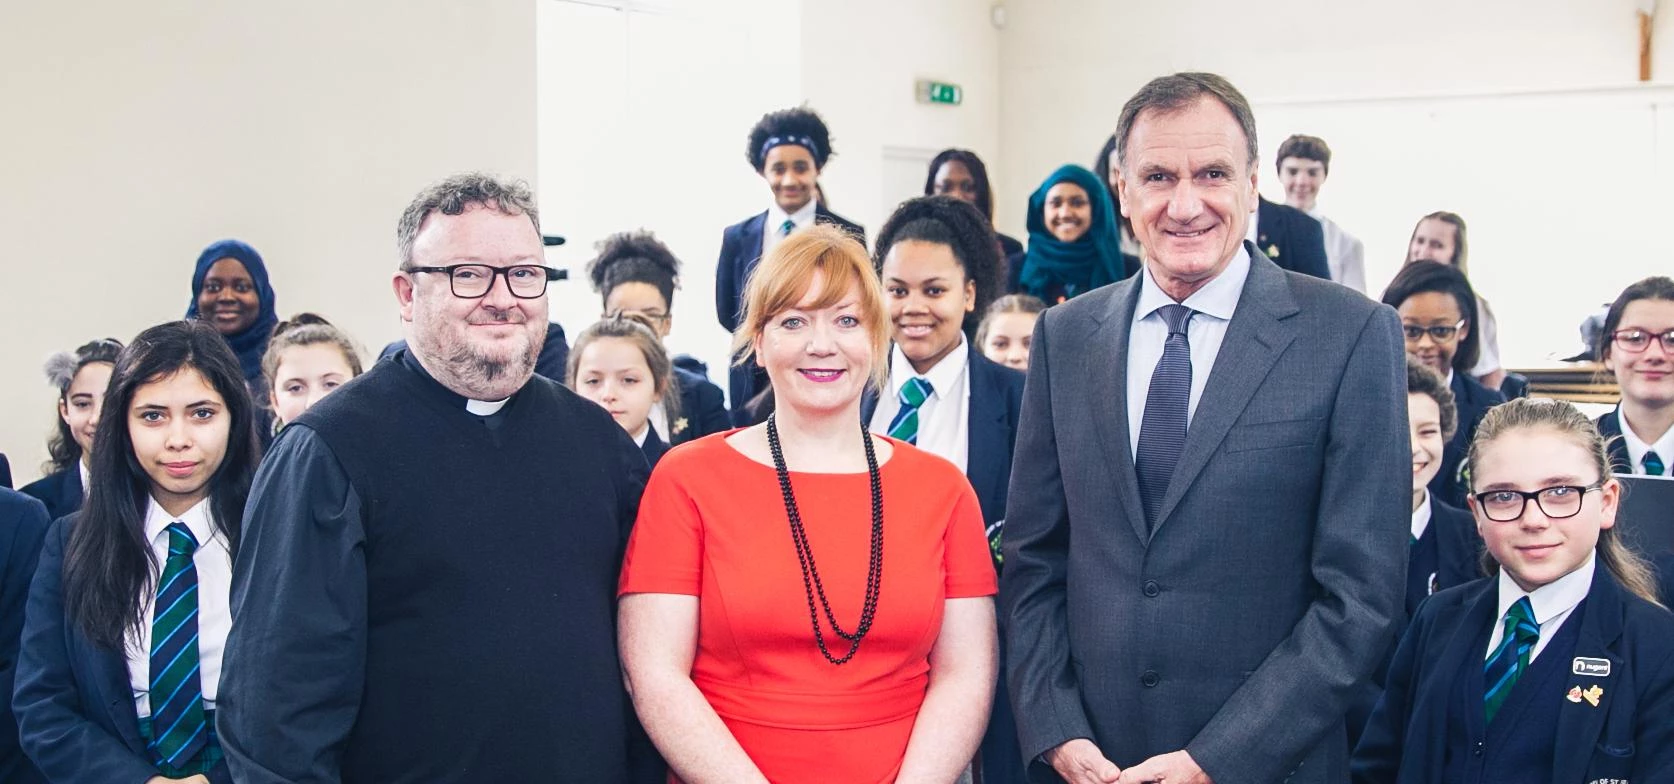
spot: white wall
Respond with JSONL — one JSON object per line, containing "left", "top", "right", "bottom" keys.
{"left": 0, "top": 1, "right": 537, "bottom": 485}
{"left": 998, "top": 0, "right": 1674, "bottom": 367}
{"left": 535, "top": 0, "right": 1000, "bottom": 396}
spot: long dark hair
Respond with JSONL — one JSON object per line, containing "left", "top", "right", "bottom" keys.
{"left": 42, "top": 338, "right": 124, "bottom": 474}
{"left": 922, "top": 149, "right": 997, "bottom": 224}
{"left": 63, "top": 320, "right": 260, "bottom": 648}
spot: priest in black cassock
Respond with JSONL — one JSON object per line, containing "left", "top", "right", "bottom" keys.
{"left": 218, "top": 173, "right": 658, "bottom": 783}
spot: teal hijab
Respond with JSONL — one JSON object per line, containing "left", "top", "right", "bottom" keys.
{"left": 1019, "top": 164, "right": 1129, "bottom": 300}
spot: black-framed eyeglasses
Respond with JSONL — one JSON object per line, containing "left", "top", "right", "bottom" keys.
{"left": 406, "top": 264, "right": 559, "bottom": 299}
{"left": 605, "top": 308, "right": 670, "bottom": 325}
{"left": 1471, "top": 482, "right": 1603, "bottom": 522}
{"left": 1611, "top": 328, "right": 1674, "bottom": 354}
{"left": 1401, "top": 320, "right": 1467, "bottom": 343}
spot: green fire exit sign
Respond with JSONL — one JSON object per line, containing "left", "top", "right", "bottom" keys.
{"left": 916, "top": 80, "right": 962, "bottom": 106}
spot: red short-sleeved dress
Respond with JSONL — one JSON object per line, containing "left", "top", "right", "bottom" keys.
{"left": 619, "top": 431, "right": 997, "bottom": 784}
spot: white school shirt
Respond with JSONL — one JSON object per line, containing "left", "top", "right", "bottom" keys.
{"left": 1306, "top": 207, "right": 1367, "bottom": 295}
{"left": 1617, "top": 409, "right": 1674, "bottom": 475}
{"left": 761, "top": 199, "right": 818, "bottom": 259}
{"left": 1126, "top": 247, "right": 1251, "bottom": 458}
{"left": 1484, "top": 553, "right": 1594, "bottom": 664}
{"left": 127, "top": 496, "right": 232, "bottom": 717}
{"left": 1411, "top": 489, "right": 1433, "bottom": 541}
{"left": 869, "top": 336, "right": 971, "bottom": 473}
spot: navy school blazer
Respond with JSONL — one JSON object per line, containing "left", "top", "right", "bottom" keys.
{"left": 1352, "top": 566, "right": 1674, "bottom": 784}
{"left": 19, "top": 469, "right": 83, "bottom": 528}
{"left": 1597, "top": 408, "right": 1635, "bottom": 475}
{"left": 1414, "top": 499, "right": 1486, "bottom": 617}
{"left": 670, "top": 366, "right": 730, "bottom": 446}
{"left": 860, "top": 345, "right": 1026, "bottom": 526}
{"left": 715, "top": 207, "right": 865, "bottom": 415}
{"left": 12, "top": 516, "right": 234, "bottom": 784}
{"left": 1255, "top": 197, "right": 1330, "bottom": 281}
{"left": 1, "top": 490, "right": 51, "bottom": 784}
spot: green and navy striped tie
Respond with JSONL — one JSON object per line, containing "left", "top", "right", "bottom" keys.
{"left": 1483, "top": 596, "right": 1539, "bottom": 724}
{"left": 887, "top": 377, "right": 934, "bottom": 444}
{"left": 149, "top": 522, "right": 207, "bottom": 767}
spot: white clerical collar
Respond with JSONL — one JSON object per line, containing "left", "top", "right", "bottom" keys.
{"left": 144, "top": 495, "right": 215, "bottom": 547}
{"left": 888, "top": 333, "right": 969, "bottom": 399}
{"left": 465, "top": 398, "right": 508, "bottom": 416}
{"left": 1134, "top": 244, "right": 1249, "bottom": 325}
{"left": 1496, "top": 552, "right": 1595, "bottom": 626}
{"left": 767, "top": 198, "right": 818, "bottom": 233}
{"left": 1411, "top": 489, "right": 1432, "bottom": 541}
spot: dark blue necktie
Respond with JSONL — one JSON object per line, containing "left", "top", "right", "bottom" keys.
{"left": 1484, "top": 596, "right": 1540, "bottom": 723}
{"left": 1644, "top": 450, "right": 1665, "bottom": 476}
{"left": 1135, "top": 305, "right": 1194, "bottom": 531}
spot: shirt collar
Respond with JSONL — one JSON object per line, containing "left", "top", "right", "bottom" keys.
{"left": 1617, "top": 408, "right": 1674, "bottom": 469}
{"left": 78, "top": 461, "right": 91, "bottom": 497}
{"left": 400, "top": 348, "right": 512, "bottom": 415}
{"left": 1411, "top": 490, "right": 1432, "bottom": 540}
{"left": 1133, "top": 244, "right": 1250, "bottom": 325}
{"left": 1496, "top": 551, "right": 1595, "bottom": 626}
{"left": 767, "top": 199, "right": 818, "bottom": 232}
{"left": 888, "top": 334, "right": 969, "bottom": 399}
{"left": 144, "top": 495, "right": 215, "bottom": 548}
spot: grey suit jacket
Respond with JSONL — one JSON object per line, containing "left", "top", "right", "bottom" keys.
{"left": 1000, "top": 245, "right": 1408, "bottom": 784}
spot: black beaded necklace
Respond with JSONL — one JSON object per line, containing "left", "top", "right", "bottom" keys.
{"left": 766, "top": 412, "right": 884, "bottom": 665}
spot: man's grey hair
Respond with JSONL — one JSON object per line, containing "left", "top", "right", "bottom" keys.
{"left": 396, "top": 172, "right": 541, "bottom": 267}
{"left": 1114, "top": 72, "right": 1259, "bottom": 170}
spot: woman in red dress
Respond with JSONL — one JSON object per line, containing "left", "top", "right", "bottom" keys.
{"left": 619, "top": 225, "right": 998, "bottom": 784}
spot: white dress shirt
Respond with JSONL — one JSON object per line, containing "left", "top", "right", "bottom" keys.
{"left": 1484, "top": 553, "right": 1594, "bottom": 664}
{"left": 1306, "top": 207, "right": 1367, "bottom": 294}
{"left": 1411, "top": 489, "right": 1432, "bottom": 541}
{"left": 1617, "top": 409, "right": 1674, "bottom": 474}
{"left": 1126, "top": 247, "right": 1251, "bottom": 457}
{"left": 761, "top": 199, "right": 818, "bottom": 259}
{"left": 127, "top": 496, "right": 232, "bottom": 717}
{"left": 869, "top": 336, "right": 971, "bottom": 473}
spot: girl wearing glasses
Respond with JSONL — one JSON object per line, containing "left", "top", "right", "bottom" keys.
{"left": 1353, "top": 398, "right": 1674, "bottom": 783}
{"left": 1382, "top": 261, "right": 1506, "bottom": 509}
{"left": 1594, "top": 276, "right": 1674, "bottom": 477}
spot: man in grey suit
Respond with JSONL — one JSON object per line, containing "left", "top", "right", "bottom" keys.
{"left": 1000, "top": 72, "right": 1408, "bottom": 784}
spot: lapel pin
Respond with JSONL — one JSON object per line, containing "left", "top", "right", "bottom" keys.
{"left": 1566, "top": 686, "right": 1583, "bottom": 703}
{"left": 672, "top": 417, "right": 688, "bottom": 436}
{"left": 1572, "top": 657, "right": 1611, "bottom": 677}
{"left": 1582, "top": 685, "right": 1603, "bottom": 706}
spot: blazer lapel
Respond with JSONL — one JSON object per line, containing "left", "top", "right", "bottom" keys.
{"left": 1416, "top": 581, "right": 1500, "bottom": 779}
{"left": 1552, "top": 569, "right": 1627, "bottom": 784}
{"left": 1152, "top": 247, "right": 1299, "bottom": 531}
{"left": 84, "top": 638, "right": 147, "bottom": 754}
{"left": 740, "top": 211, "right": 767, "bottom": 277}
{"left": 1085, "top": 278, "right": 1151, "bottom": 543}
{"left": 964, "top": 349, "right": 1008, "bottom": 518}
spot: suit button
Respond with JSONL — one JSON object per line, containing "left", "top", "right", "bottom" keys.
{"left": 1141, "top": 670, "right": 1159, "bottom": 687}
{"left": 1142, "top": 580, "right": 1160, "bottom": 597}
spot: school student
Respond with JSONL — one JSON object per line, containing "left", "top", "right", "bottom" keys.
{"left": 1593, "top": 276, "right": 1674, "bottom": 477}
{"left": 261, "top": 314, "right": 363, "bottom": 434}
{"left": 1405, "top": 357, "right": 1486, "bottom": 617}
{"left": 863, "top": 195, "right": 1025, "bottom": 783}
{"left": 1, "top": 489, "right": 51, "bottom": 784}
{"left": 567, "top": 314, "right": 678, "bottom": 468}
{"left": 1382, "top": 260, "right": 1506, "bottom": 509}
{"left": 976, "top": 294, "right": 1046, "bottom": 373}
{"left": 585, "top": 229, "right": 729, "bottom": 444}
{"left": 13, "top": 320, "right": 260, "bottom": 784}
{"left": 21, "top": 339, "right": 123, "bottom": 522}
{"left": 715, "top": 106, "right": 864, "bottom": 417}
{"left": 1352, "top": 398, "right": 1674, "bottom": 783}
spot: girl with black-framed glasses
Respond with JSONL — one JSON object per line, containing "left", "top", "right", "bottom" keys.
{"left": 1353, "top": 398, "right": 1674, "bottom": 783}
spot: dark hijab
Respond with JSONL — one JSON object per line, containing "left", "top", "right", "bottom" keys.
{"left": 185, "top": 239, "right": 278, "bottom": 386}
{"left": 1019, "top": 164, "right": 1129, "bottom": 300}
